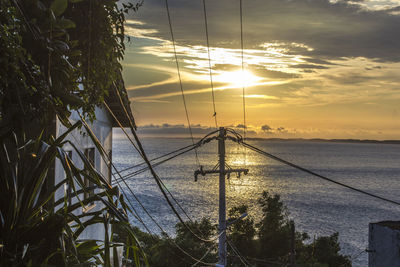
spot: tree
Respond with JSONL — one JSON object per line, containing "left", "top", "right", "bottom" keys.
{"left": 134, "top": 218, "right": 218, "bottom": 267}
{"left": 127, "top": 190, "right": 351, "bottom": 266}
{"left": 0, "top": 0, "right": 140, "bottom": 137}
{"left": 255, "top": 191, "right": 351, "bottom": 266}
{"left": 256, "top": 191, "right": 292, "bottom": 261}
{"left": 0, "top": 1, "right": 143, "bottom": 264}
{"left": 227, "top": 204, "right": 257, "bottom": 266}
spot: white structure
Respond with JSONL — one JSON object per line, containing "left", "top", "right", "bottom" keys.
{"left": 50, "top": 86, "right": 135, "bottom": 263}
{"left": 369, "top": 221, "right": 400, "bottom": 267}
{"left": 54, "top": 106, "right": 113, "bottom": 240}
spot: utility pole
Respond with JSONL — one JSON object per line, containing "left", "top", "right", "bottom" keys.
{"left": 194, "top": 127, "right": 248, "bottom": 267}
{"left": 218, "top": 127, "right": 227, "bottom": 267}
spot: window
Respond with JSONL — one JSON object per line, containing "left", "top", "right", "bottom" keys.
{"left": 84, "top": 148, "right": 95, "bottom": 201}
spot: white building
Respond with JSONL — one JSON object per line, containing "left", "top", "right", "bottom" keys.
{"left": 369, "top": 221, "right": 400, "bottom": 267}
{"left": 51, "top": 86, "right": 135, "bottom": 255}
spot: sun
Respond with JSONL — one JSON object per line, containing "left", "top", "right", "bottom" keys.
{"left": 214, "top": 70, "right": 262, "bottom": 88}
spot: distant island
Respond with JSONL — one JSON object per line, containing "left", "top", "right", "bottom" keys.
{"left": 136, "top": 135, "right": 400, "bottom": 144}
{"left": 246, "top": 137, "right": 400, "bottom": 145}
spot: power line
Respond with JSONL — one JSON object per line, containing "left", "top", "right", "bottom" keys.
{"left": 227, "top": 239, "right": 250, "bottom": 267}
{"left": 340, "top": 249, "right": 366, "bottom": 267}
{"left": 104, "top": 101, "right": 223, "bottom": 243}
{"left": 238, "top": 139, "right": 400, "bottom": 207}
{"left": 77, "top": 115, "right": 155, "bottom": 233}
{"left": 164, "top": 0, "right": 200, "bottom": 168}
{"left": 202, "top": 0, "right": 218, "bottom": 129}
{"left": 112, "top": 144, "right": 197, "bottom": 183}
{"left": 191, "top": 245, "right": 216, "bottom": 267}
{"left": 115, "top": 135, "right": 224, "bottom": 243}
{"left": 112, "top": 145, "right": 204, "bottom": 227}
{"left": 112, "top": 130, "right": 218, "bottom": 185}
{"left": 116, "top": 143, "right": 196, "bottom": 174}
{"left": 239, "top": 0, "right": 246, "bottom": 142}
{"left": 111, "top": 82, "right": 144, "bottom": 159}
{"left": 239, "top": 0, "right": 248, "bottom": 169}
{"left": 79, "top": 115, "right": 218, "bottom": 266}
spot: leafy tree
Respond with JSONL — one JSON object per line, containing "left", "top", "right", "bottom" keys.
{"left": 0, "top": 0, "right": 139, "bottom": 137}
{"left": 227, "top": 204, "right": 257, "bottom": 266}
{"left": 256, "top": 191, "right": 292, "bottom": 261}
{"left": 135, "top": 218, "right": 218, "bottom": 267}
{"left": 126, "top": 191, "right": 350, "bottom": 266}
{"left": 297, "top": 233, "right": 351, "bottom": 267}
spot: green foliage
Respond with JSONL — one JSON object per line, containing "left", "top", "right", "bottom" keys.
{"left": 130, "top": 191, "right": 351, "bottom": 267}
{"left": 50, "top": 0, "right": 68, "bottom": 16}
{"left": 256, "top": 191, "right": 292, "bottom": 260}
{"left": 122, "top": 219, "right": 218, "bottom": 267}
{"left": 0, "top": 0, "right": 143, "bottom": 265}
{"left": 296, "top": 233, "right": 352, "bottom": 267}
{"left": 0, "top": 0, "right": 140, "bottom": 137}
{"left": 0, "top": 127, "right": 145, "bottom": 266}
{"left": 228, "top": 204, "right": 257, "bottom": 265}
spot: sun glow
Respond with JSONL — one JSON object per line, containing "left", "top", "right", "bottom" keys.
{"left": 214, "top": 70, "right": 263, "bottom": 88}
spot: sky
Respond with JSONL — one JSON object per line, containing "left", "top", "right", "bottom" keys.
{"left": 122, "top": 0, "right": 400, "bottom": 139}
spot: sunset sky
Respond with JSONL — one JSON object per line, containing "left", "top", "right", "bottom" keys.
{"left": 122, "top": 0, "right": 400, "bottom": 139}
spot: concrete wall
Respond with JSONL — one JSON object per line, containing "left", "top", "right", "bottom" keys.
{"left": 369, "top": 221, "right": 400, "bottom": 267}
{"left": 54, "top": 105, "right": 113, "bottom": 241}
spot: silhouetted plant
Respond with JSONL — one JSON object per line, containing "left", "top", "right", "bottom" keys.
{"left": 0, "top": 124, "right": 146, "bottom": 266}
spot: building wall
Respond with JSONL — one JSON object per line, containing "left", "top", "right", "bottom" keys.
{"left": 54, "top": 105, "right": 113, "bottom": 241}
{"left": 369, "top": 222, "right": 400, "bottom": 267}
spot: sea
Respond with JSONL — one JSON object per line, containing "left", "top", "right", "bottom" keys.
{"left": 112, "top": 134, "right": 400, "bottom": 266}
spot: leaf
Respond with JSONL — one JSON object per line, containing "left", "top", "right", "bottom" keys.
{"left": 50, "top": 0, "right": 68, "bottom": 16}
{"left": 56, "top": 18, "right": 76, "bottom": 29}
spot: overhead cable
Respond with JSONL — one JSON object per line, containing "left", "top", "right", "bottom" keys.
{"left": 79, "top": 115, "right": 217, "bottom": 266}
{"left": 77, "top": 114, "right": 153, "bottom": 234}
{"left": 164, "top": 0, "right": 200, "bottom": 168}
{"left": 104, "top": 101, "right": 223, "bottom": 243}
{"left": 239, "top": 140, "right": 400, "bottom": 207}
{"left": 227, "top": 239, "right": 250, "bottom": 267}
{"left": 239, "top": 0, "right": 246, "bottom": 141}
{"left": 202, "top": 0, "right": 218, "bottom": 128}
{"left": 112, "top": 144, "right": 197, "bottom": 183}
{"left": 116, "top": 143, "right": 196, "bottom": 174}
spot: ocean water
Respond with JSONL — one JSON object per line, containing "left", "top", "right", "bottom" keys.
{"left": 113, "top": 135, "right": 400, "bottom": 266}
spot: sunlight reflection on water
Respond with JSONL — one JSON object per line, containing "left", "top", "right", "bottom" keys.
{"left": 113, "top": 136, "right": 400, "bottom": 267}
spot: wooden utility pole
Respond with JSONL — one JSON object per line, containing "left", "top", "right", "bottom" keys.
{"left": 194, "top": 127, "right": 248, "bottom": 267}
{"left": 218, "top": 127, "right": 227, "bottom": 266}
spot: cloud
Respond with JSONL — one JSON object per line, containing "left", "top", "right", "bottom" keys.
{"left": 136, "top": 124, "right": 216, "bottom": 136}
{"left": 261, "top": 124, "right": 273, "bottom": 133}
{"left": 119, "top": 0, "right": 400, "bottom": 140}
{"left": 260, "top": 125, "right": 290, "bottom": 135}
{"left": 134, "top": 123, "right": 260, "bottom": 137}
{"left": 123, "top": 0, "right": 400, "bottom": 107}
{"left": 292, "top": 64, "right": 329, "bottom": 69}
{"left": 127, "top": 0, "right": 400, "bottom": 62}
{"left": 244, "top": 94, "right": 279, "bottom": 100}
{"left": 249, "top": 65, "right": 301, "bottom": 79}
